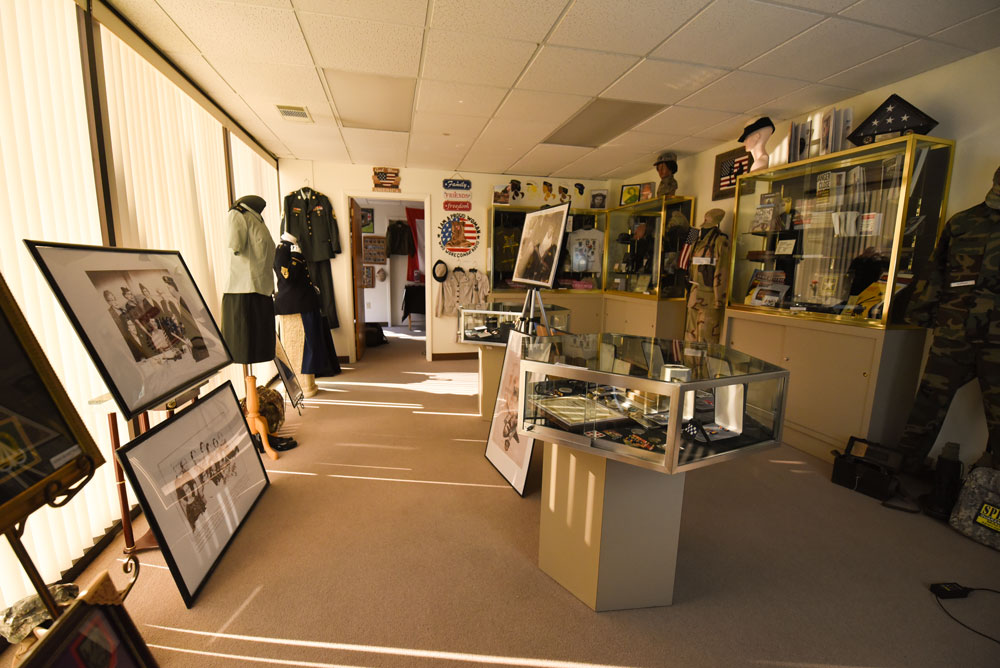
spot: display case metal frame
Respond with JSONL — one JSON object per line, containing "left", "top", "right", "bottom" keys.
{"left": 458, "top": 302, "right": 570, "bottom": 346}
{"left": 726, "top": 134, "right": 955, "bottom": 329}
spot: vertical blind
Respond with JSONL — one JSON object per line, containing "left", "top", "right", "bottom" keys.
{"left": 0, "top": 0, "right": 120, "bottom": 608}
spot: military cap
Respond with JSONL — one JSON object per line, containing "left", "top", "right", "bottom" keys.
{"left": 738, "top": 117, "right": 775, "bottom": 142}
{"left": 654, "top": 151, "right": 677, "bottom": 166}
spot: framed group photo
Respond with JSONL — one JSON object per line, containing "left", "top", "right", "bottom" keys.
{"left": 0, "top": 273, "right": 104, "bottom": 530}
{"left": 25, "top": 241, "right": 231, "bottom": 420}
{"left": 511, "top": 202, "right": 570, "bottom": 289}
{"left": 485, "top": 331, "right": 534, "bottom": 495}
{"left": 115, "top": 381, "right": 269, "bottom": 607}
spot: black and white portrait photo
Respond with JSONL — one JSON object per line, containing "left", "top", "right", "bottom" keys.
{"left": 512, "top": 202, "right": 570, "bottom": 288}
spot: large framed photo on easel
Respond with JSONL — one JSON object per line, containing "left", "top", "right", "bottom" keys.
{"left": 115, "top": 382, "right": 268, "bottom": 607}
{"left": 511, "top": 202, "right": 570, "bottom": 289}
{"left": 24, "top": 241, "right": 232, "bottom": 420}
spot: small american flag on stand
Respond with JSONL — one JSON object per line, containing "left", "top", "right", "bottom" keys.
{"left": 678, "top": 227, "right": 699, "bottom": 270}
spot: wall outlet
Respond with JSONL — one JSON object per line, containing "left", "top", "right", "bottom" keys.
{"left": 365, "top": 301, "right": 372, "bottom": 309}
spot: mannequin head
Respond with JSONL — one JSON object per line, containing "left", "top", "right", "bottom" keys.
{"left": 701, "top": 208, "right": 725, "bottom": 229}
{"left": 739, "top": 117, "right": 775, "bottom": 172}
{"left": 654, "top": 151, "right": 677, "bottom": 180}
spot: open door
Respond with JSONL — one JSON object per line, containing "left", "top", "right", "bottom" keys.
{"left": 349, "top": 197, "right": 366, "bottom": 361}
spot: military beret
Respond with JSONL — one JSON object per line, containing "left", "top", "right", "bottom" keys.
{"left": 738, "top": 117, "right": 775, "bottom": 142}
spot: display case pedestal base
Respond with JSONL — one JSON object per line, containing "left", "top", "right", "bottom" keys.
{"left": 539, "top": 442, "right": 685, "bottom": 611}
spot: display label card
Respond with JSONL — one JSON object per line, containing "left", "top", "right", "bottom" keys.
{"left": 691, "top": 257, "right": 715, "bottom": 265}
{"left": 775, "top": 239, "right": 796, "bottom": 255}
{"left": 951, "top": 280, "right": 976, "bottom": 287}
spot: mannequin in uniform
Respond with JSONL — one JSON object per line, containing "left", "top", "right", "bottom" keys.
{"left": 684, "top": 208, "right": 730, "bottom": 343}
{"left": 896, "top": 165, "right": 1000, "bottom": 471}
{"left": 274, "top": 232, "right": 340, "bottom": 397}
{"left": 221, "top": 195, "right": 276, "bottom": 363}
{"left": 654, "top": 151, "right": 678, "bottom": 198}
{"left": 739, "top": 117, "right": 775, "bottom": 173}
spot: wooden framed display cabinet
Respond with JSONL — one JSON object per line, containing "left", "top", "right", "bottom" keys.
{"left": 724, "top": 135, "right": 954, "bottom": 461}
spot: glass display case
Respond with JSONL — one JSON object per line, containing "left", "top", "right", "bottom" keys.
{"left": 490, "top": 207, "right": 605, "bottom": 292}
{"left": 729, "top": 135, "right": 954, "bottom": 325}
{"left": 516, "top": 333, "right": 788, "bottom": 473}
{"left": 605, "top": 196, "right": 696, "bottom": 298}
{"left": 459, "top": 302, "right": 570, "bottom": 346}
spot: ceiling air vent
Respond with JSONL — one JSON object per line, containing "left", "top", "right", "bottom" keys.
{"left": 276, "top": 105, "right": 313, "bottom": 123}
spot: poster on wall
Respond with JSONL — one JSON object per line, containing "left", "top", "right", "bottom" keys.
{"left": 360, "top": 208, "right": 375, "bottom": 233}
{"left": 115, "top": 382, "right": 268, "bottom": 607}
{"left": 438, "top": 213, "right": 480, "bottom": 257}
{"left": 485, "top": 331, "right": 534, "bottom": 495}
{"left": 713, "top": 147, "right": 753, "bottom": 200}
{"left": 362, "top": 265, "right": 375, "bottom": 289}
{"left": 362, "top": 235, "right": 386, "bottom": 264}
{"left": 24, "top": 241, "right": 231, "bottom": 420}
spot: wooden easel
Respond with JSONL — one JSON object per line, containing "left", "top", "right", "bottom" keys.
{"left": 244, "top": 363, "right": 278, "bottom": 460}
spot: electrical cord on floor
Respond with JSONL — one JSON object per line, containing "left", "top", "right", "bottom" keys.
{"left": 930, "top": 584, "right": 1000, "bottom": 646}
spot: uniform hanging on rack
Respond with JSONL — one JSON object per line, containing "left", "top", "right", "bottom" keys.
{"left": 282, "top": 187, "right": 341, "bottom": 328}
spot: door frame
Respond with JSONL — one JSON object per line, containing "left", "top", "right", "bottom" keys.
{"left": 344, "top": 191, "right": 432, "bottom": 362}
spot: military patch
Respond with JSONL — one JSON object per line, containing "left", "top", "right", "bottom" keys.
{"left": 281, "top": 267, "right": 289, "bottom": 279}
{"left": 974, "top": 501, "right": 1000, "bottom": 533}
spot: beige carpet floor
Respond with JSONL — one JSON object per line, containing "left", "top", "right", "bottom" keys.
{"left": 13, "top": 327, "right": 1000, "bottom": 667}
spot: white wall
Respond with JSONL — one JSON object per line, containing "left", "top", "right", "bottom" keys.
{"left": 278, "top": 161, "right": 609, "bottom": 361}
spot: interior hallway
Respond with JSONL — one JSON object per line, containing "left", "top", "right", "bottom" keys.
{"left": 28, "top": 329, "right": 1000, "bottom": 667}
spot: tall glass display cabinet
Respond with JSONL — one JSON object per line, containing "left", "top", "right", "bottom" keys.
{"left": 724, "top": 135, "right": 954, "bottom": 462}
{"left": 602, "top": 196, "right": 695, "bottom": 339}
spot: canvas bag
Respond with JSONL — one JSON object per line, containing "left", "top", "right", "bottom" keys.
{"left": 949, "top": 467, "right": 1000, "bottom": 551}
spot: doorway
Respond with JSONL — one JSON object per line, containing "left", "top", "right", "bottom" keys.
{"left": 348, "top": 195, "right": 427, "bottom": 360}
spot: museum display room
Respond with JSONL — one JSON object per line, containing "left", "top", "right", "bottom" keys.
{"left": 2, "top": 0, "right": 1000, "bottom": 666}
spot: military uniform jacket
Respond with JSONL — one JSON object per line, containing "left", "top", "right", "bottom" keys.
{"left": 273, "top": 240, "right": 321, "bottom": 315}
{"left": 225, "top": 205, "right": 275, "bottom": 296}
{"left": 687, "top": 225, "right": 730, "bottom": 307}
{"left": 906, "top": 201, "right": 1000, "bottom": 340}
{"left": 281, "top": 188, "right": 341, "bottom": 262}
{"left": 386, "top": 220, "right": 416, "bottom": 255}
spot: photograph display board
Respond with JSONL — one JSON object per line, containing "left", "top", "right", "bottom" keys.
{"left": 0, "top": 274, "right": 104, "bottom": 530}
{"left": 362, "top": 235, "right": 386, "bottom": 264}
{"left": 274, "top": 338, "right": 304, "bottom": 408}
{"left": 511, "top": 202, "right": 570, "bottom": 289}
{"left": 485, "top": 331, "right": 534, "bottom": 495}
{"left": 115, "top": 382, "right": 268, "bottom": 607}
{"left": 25, "top": 241, "right": 231, "bottom": 420}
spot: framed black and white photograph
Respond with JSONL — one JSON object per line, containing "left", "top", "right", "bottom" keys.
{"left": 24, "top": 241, "right": 231, "bottom": 421}
{"left": 0, "top": 273, "right": 105, "bottom": 530}
{"left": 511, "top": 202, "right": 570, "bottom": 289}
{"left": 485, "top": 331, "right": 534, "bottom": 495}
{"left": 274, "top": 338, "right": 304, "bottom": 408}
{"left": 589, "top": 189, "right": 608, "bottom": 209}
{"left": 115, "top": 381, "right": 268, "bottom": 607}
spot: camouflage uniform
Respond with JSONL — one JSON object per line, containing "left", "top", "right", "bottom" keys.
{"left": 899, "top": 196, "right": 1000, "bottom": 469}
{"left": 685, "top": 213, "right": 730, "bottom": 343}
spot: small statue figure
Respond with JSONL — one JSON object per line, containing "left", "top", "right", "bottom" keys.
{"left": 654, "top": 151, "right": 678, "bottom": 198}
{"left": 739, "top": 117, "right": 775, "bottom": 172}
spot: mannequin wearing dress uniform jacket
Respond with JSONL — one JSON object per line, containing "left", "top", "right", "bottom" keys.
{"left": 221, "top": 195, "right": 275, "bottom": 364}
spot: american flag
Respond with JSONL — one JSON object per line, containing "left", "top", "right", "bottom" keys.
{"left": 719, "top": 152, "right": 752, "bottom": 187}
{"left": 678, "top": 227, "right": 699, "bottom": 270}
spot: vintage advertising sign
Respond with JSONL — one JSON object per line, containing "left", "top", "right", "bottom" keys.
{"left": 439, "top": 214, "right": 480, "bottom": 257}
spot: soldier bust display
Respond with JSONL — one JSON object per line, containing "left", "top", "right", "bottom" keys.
{"left": 896, "top": 164, "right": 1000, "bottom": 472}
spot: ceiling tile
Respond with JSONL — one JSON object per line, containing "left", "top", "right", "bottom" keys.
{"left": 411, "top": 111, "right": 489, "bottom": 138}
{"left": 931, "top": 7, "right": 1000, "bottom": 51}
{"left": 742, "top": 18, "right": 914, "bottom": 82}
{"left": 300, "top": 14, "right": 423, "bottom": 76}
{"left": 602, "top": 131, "right": 686, "bottom": 151}
{"left": 679, "top": 71, "right": 807, "bottom": 113}
{"left": 602, "top": 154, "right": 661, "bottom": 179}
{"left": 508, "top": 144, "right": 593, "bottom": 176}
{"left": 694, "top": 114, "right": 756, "bottom": 141}
{"left": 157, "top": 0, "right": 312, "bottom": 65}
{"left": 668, "top": 136, "right": 721, "bottom": 154}
{"left": 601, "top": 59, "right": 727, "bottom": 104}
{"left": 839, "top": 0, "right": 1000, "bottom": 37}
{"left": 747, "top": 83, "right": 860, "bottom": 119}
{"left": 494, "top": 89, "right": 592, "bottom": 123}
{"left": 341, "top": 128, "right": 409, "bottom": 165}
{"left": 415, "top": 80, "right": 507, "bottom": 117}
{"left": 635, "top": 105, "right": 738, "bottom": 135}
{"left": 210, "top": 58, "right": 329, "bottom": 110}
{"left": 230, "top": 0, "right": 292, "bottom": 6}
{"left": 279, "top": 124, "right": 351, "bottom": 162}
{"left": 325, "top": 70, "right": 416, "bottom": 132}
{"left": 548, "top": 0, "right": 711, "bottom": 55}
{"left": 111, "top": 0, "right": 200, "bottom": 54}
{"left": 821, "top": 40, "right": 973, "bottom": 91}
{"left": 765, "top": 0, "right": 856, "bottom": 11}
{"left": 478, "top": 118, "right": 563, "bottom": 147}
{"left": 406, "top": 134, "right": 474, "bottom": 170}
{"left": 517, "top": 46, "right": 638, "bottom": 96}
{"left": 292, "top": 0, "right": 428, "bottom": 25}
{"left": 651, "top": 0, "right": 823, "bottom": 69}
{"left": 430, "top": 0, "right": 566, "bottom": 42}
{"left": 422, "top": 30, "right": 537, "bottom": 86}
{"left": 553, "top": 146, "right": 650, "bottom": 179}
{"left": 458, "top": 143, "right": 522, "bottom": 174}
{"left": 545, "top": 99, "right": 665, "bottom": 147}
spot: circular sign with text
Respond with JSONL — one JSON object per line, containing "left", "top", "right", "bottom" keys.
{"left": 439, "top": 214, "right": 480, "bottom": 257}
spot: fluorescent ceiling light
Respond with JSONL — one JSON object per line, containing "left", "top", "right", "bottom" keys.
{"left": 544, "top": 98, "right": 665, "bottom": 148}
{"left": 325, "top": 69, "right": 416, "bottom": 132}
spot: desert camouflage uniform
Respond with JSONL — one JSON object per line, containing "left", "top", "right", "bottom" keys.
{"left": 899, "top": 201, "right": 1000, "bottom": 468}
{"left": 685, "top": 224, "right": 729, "bottom": 343}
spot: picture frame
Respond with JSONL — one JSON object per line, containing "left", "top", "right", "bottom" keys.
{"left": 712, "top": 147, "right": 753, "bottom": 200}
{"left": 362, "top": 265, "right": 375, "bottom": 289}
{"left": 360, "top": 207, "right": 375, "bottom": 233}
{"left": 274, "top": 337, "right": 304, "bottom": 409}
{"left": 361, "top": 235, "right": 386, "bottom": 264}
{"left": 115, "top": 381, "right": 269, "bottom": 607}
{"left": 0, "top": 273, "right": 105, "bottom": 530}
{"left": 589, "top": 189, "right": 608, "bottom": 209}
{"left": 511, "top": 202, "right": 570, "bottom": 289}
{"left": 24, "top": 240, "right": 231, "bottom": 422}
{"left": 17, "top": 593, "right": 157, "bottom": 667}
{"left": 639, "top": 182, "right": 655, "bottom": 201}
{"left": 485, "top": 331, "right": 534, "bottom": 495}
{"left": 620, "top": 184, "right": 641, "bottom": 206}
